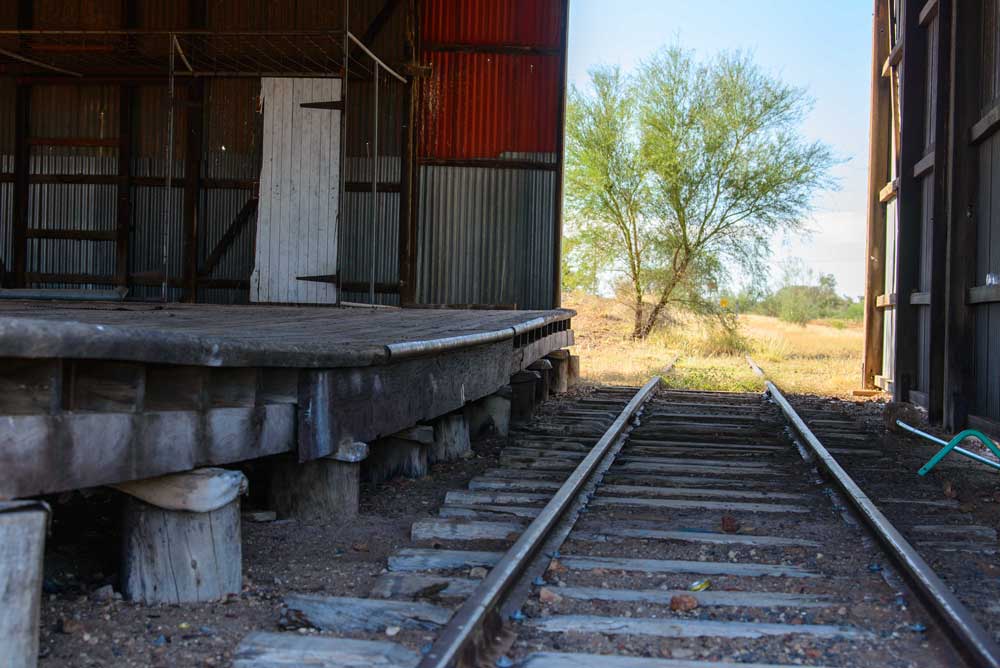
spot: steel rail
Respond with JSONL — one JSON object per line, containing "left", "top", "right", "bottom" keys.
{"left": 418, "top": 376, "right": 662, "bottom": 668}
{"left": 766, "top": 380, "right": 1000, "bottom": 668}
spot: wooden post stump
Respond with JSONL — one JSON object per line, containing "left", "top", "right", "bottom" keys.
{"left": 510, "top": 370, "right": 540, "bottom": 425}
{"left": 546, "top": 349, "right": 571, "bottom": 394}
{"left": 0, "top": 501, "right": 49, "bottom": 668}
{"left": 527, "top": 359, "right": 553, "bottom": 403}
{"left": 117, "top": 468, "right": 246, "bottom": 604}
{"left": 429, "top": 412, "right": 471, "bottom": 463}
{"left": 268, "top": 445, "right": 364, "bottom": 522}
{"left": 568, "top": 355, "right": 581, "bottom": 387}
{"left": 365, "top": 427, "right": 432, "bottom": 483}
{"left": 465, "top": 386, "right": 511, "bottom": 438}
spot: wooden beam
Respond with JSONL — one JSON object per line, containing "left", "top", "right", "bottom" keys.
{"left": 25, "top": 229, "right": 116, "bottom": 241}
{"left": 970, "top": 103, "right": 1000, "bottom": 145}
{"left": 116, "top": 85, "right": 134, "bottom": 287}
{"left": 892, "top": 0, "right": 929, "bottom": 405}
{"left": 913, "top": 150, "right": 935, "bottom": 177}
{"left": 924, "top": 0, "right": 953, "bottom": 423}
{"left": 879, "top": 179, "right": 898, "bottom": 203}
{"left": 551, "top": 0, "right": 569, "bottom": 308}
{"left": 919, "top": 0, "right": 939, "bottom": 25}
{"left": 361, "top": 0, "right": 404, "bottom": 47}
{"left": 876, "top": 293, "right": 897, "bottom": 309}
{"left": 26, "top": 137, "right": 120, "bottom": 147}
{"left": 862, "top": 0, "right": 892, "bottom": 388}
{"left": 182, "top": 80, "right": 205, "bottom": 302}
{"left": 399, "top": 0, "right": 419, "bottom": 306}
{"left": 967, "top": 285, "right": 1000, "bottom": 305}
{"left": 417, "top": 157, "right": 558, "bottom": 171}
{"left": 198, "top": 198, "right": 259, "bottom": 278}
{"left": 12, "top": 85, "right": 30, "bottom": 289}
{"left": 881, "top": 41, "right": 903, "bottom": 77}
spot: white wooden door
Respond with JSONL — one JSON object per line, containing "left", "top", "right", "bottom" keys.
{"left": 251, "top": 77, "right": 341, "bottom": 304}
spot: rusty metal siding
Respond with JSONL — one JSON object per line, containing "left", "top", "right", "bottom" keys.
{"left": 415, "top": 0, "right": 566, "bottom": 308}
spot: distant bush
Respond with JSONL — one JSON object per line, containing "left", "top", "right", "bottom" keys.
{"left": 748, "top": 272, "right": 862, "bottom": 327}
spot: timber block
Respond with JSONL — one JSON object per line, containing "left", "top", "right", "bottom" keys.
{"left": 527, "top": 359, "right": 553, "bottom": 402}
{"left": 465, "top": 387, "right": 512, "bottom": 438}
{"left": 568, "top": 355, "right": 581, "bottom": 387}
{"left": 510, "top": 371, "right": 541, "bottom": 425}
{"left": 546, "top": 350, "right": 570, "bottom": 394}
{"left": 365, "top": 434, "right": 428, "bottom": 483}
{"left": 268, "top": 455, "right": 360, "bottom": 522}
{"left": 429, "top": 412, "right": 471, "bottom": 463}
{"left": 119, "top": 468, "right": 246, "bottom": 604}
{"left": 0, "top": 501, "right": 49, "bottom": 668}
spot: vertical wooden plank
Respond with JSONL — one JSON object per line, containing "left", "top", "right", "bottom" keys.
{"left": 116, "top": 86, "right": 134, "bottom": 288}
{"left": 182, "top": 80, "right": 204, "bottom": 302}
{"left": 11, "top": 85, "right": 29, "bottom": 289}
{"left": 893, "top": 0, "right": 930, "bottom": 403}
{"left": 863, "top": 0, "right": 892, "bottom": 388}
{"left": 550, "top": 0, "right": 569, "bottom": 309}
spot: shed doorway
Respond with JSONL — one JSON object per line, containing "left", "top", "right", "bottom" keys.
{"left": 251, "top": 77, "right": 342, "bottom": 305}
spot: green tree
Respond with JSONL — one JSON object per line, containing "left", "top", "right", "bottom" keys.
{"left": 564, "top": 47, "right": 835, "bottom": 339}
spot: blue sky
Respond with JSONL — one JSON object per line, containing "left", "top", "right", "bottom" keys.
{"left": 567, "top": 0, "right": 872, "bottom": 297}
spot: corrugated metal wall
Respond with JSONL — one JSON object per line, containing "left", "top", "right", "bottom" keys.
{"left": 415, "top": 0, "right": 566, "bottom": 309}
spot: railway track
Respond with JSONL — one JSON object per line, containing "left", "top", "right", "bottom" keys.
{"left": 234, "top": 380, "right": 1000, "bottom": 668}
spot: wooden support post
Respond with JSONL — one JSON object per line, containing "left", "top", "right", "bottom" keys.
{"left": 893, "top": 0, "right": 929, "bottom": 404}
{"left": 464, "top": 386, "right": 511, "bottom": 438}
{"left": 428, "top": 411, "right": 471, "bottom": 463}
{"left": 568, "top": 354, "right": 581, "bottom": 387}
{"left": 118, "top": 468, "right": 246, "bottom": 604}
{"left": 546, "top": 349, "right": 570, "bottom": 394}
{"left": 182, "top": 79, "right": 204, "bottom": 302}
{"left": 116, "top": 85, "right": 134, "bottom": 288}
{"left": 268, "top": 451, "right": 362, "bottom": 522}
{"left": 510, "top": 370, "right": 540, "bottom": 425}
{"left": 862, "top": 0, "right": 891, "bottom": 388}
{"left": 0, "top": 501, "right": 48, "bottom": 668}
{"left": 399, "top": 0, "right": 419, "bottom": 306}
{"left": 12, "top": 85, "right": 30, "bottom": 289}
{"left": 365, "top": 427, "right": 432, "bottom": 483}
{"left": 924, "top": 0, "right": 953, "bottom": 422}
{"left": 942, "top": 0, "right": 981, "bottom": 430}
{"left": 528, "top": 358, "right": 552, "bottom": 403}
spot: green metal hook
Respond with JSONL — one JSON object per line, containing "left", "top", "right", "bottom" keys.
{"left": 896, "top": 420, "right": 1000, "bottom": 475}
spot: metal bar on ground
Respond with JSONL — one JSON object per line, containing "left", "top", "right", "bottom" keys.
{"left": 418, "top": 376, "right": 662, "bottom": 668}
{"left": 766, "top": 380, "right": 1000, "bottom": 668}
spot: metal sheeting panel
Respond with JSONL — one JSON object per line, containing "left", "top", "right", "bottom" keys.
{"left": 416, "top": 164, "right": 554, "bottom": 309}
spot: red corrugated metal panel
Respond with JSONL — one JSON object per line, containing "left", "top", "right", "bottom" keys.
{"left": 422, "top": 0, "right": 561, "bottom": 47}
{"left": 419, "top": 0, "right": 564, "bottom": 160}
{"left": 420, "top": 52, "right": 559, "bottom": 159}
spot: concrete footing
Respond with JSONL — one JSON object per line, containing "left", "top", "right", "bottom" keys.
{"left": 0, "top": 501, "right": 48, "bottom": 668}
{"left": 118, "top": 468, "right": 247, "bottom": 604}
{"left": 465, "top": 387, "right": 511, "bottom": 438}
{"left": 429, "top": 412, "right": 472, "bottom": 463}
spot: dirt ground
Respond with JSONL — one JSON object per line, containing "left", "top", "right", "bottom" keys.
{"left": 36, "top": 434, "right": 507, "bottom": 667}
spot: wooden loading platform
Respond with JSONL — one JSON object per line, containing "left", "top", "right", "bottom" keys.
{"left": 0, "top": 301, "right": 574, "bottom": 500}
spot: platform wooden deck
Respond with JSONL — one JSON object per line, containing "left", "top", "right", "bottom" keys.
{"left": 0, "top": 302, "right": 574, "bottom": 499}
{"left": 0, "top": 302, "right": 573, "bottom": 367}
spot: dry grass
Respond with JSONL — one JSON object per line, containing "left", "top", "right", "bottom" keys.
{"left": 564, "top": 290, "right": 864, "bottom": 398}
